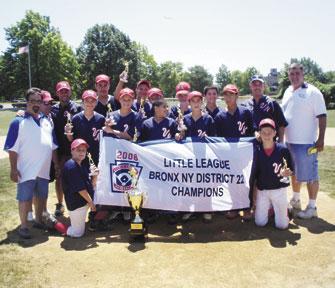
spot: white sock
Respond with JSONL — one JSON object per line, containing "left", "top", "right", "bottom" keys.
{"left": 308, "top": 199, "right": 316, "bottom": 208}
{"left": 293, "top": 192, "right": 300, "bottom": 201}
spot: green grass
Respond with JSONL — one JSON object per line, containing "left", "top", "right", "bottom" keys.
{"left": 0, "top": 111, "right": 16, "bottom": 136}
{"left": 326, "top": 110, "right": 335, "bottom": 127}
{"left": 319, "top": 146, "right": 335, "bottom": 198}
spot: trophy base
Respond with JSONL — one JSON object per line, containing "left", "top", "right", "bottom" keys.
{"left": 129, "top": 222, "right": 146, "bottom": 236}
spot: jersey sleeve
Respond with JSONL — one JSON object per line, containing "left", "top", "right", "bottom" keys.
{"left": 312, "top": 87, "right": 327, "bottom": 117}
{"left": 273, "top": 101, "right": 288, "bottom": 128}
{"left": 4, "top": 117, "right": 22, "bottom": 152}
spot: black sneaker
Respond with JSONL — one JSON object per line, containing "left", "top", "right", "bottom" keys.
{"left": 55, "top": 203, "right": 65, "bottom": 217}
{"left": 18, "top": 227, "right": 32, "bottom": 239}
{"left": 33, "top": 221, "right": 47, "bottom": 230}
{"left": 88, "top": 212, "right": 97, "bottom": 232}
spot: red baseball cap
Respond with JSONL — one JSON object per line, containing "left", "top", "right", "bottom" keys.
{"left": 147, "top": 88, "right": 163, "bottom": 99}
{"left": 188, "top": 91, "right": 203, "bottom": 101}
{"left": 41, "top": 90, "right": 53, "bottom": 102}
{"left": 176, "top": 81, "right": 191, "bottom": 95}
{"left": 71, "top": 138, "right": 89, "bottom": 150}
{"left": 95, "top": 74, "right": 110, "bottom": 84}
{"left": 136, "top": 79, "right": 151, "bottom": 89}
{"left": 223, "top": 84, "right": 239, "bottom": 95}
{"left": 56, "top": 81, "right": 71, "bottom": 92}
{"left": 119, "top": 88, "right": 135, "bottom": 99}
{"left": 259, "top": 118, "right": 276, "bottom": 130}
{"left": 82, "top": 90, "right": 98, "bottom": 100}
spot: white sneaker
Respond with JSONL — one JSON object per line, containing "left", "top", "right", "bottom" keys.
{"left": 182, "top": 213, "right": 193, "bottom": 221}
{"left": 297, "top": 206, "right": 318, "bottom": 219}
{"left": 289, "top": 198, "right": 301, "bottom": 210}
{"left": 203, "top": 213, "right": 212, "bottom": 222}
{"left": 27, "top": 211, "right": 34, "bottom": 222}
{"left": 42, "top": 211, "right": 50, "bottom": 218}
{"left": 108, "top": 211, "right": 120, "bottom": 220}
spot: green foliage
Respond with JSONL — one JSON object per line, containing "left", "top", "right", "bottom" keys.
{"left": 215, "top": 64, "right": 231, "bottom": 93}
{"left": 183, "top": 65, "right": 213, "bottom": 94}
{"left": 157, "top": 61, "right": 184, "bottom": 97}
{"left": 0, "top": 10, "right": 80, "bottom": 100}
{"left": 76, "top": 24, "right": 139, "bottom": 93}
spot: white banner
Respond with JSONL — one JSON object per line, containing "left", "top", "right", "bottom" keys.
{"left": 95, "top": 136, "right": 254, "bottom": 212}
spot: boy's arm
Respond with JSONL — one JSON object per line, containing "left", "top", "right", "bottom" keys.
{"left": 78, "top": 189, "right": 96, "bottom": 211}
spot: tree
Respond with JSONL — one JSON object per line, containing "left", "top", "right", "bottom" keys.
{"left": 157, "top": 61, "right": 184, "bottom": 97}
{"left": 240, "top": 67, "right": 259, "bottom": 95}
{"left": 183, "top": 65, "right": 213, "bottom": 93}
{"left": 215, "top": 64, "right": 231, "bottom": 93}
{"left": 76, "top": 24, "right": 139, "bottom": 93}
{"left": 0, "top": 10, "right": 80, "bottom": 100}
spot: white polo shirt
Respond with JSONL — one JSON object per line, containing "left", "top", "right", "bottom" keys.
{"left": 4, "top": 113, "right": 58, "bottom": 183}
{"left": 281, "top": 83, "right": 327, "bottom": 144}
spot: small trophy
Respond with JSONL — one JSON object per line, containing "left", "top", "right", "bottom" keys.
{"left": 133, "top": 127, "right": 138, "bottom": 142}
{"left": 307, "top": 146, "right": 318, "bottom": 155}
{"left": 106, "top": 104, "right": 116, "bottom": 127}
{"left": 87, "top": 153, "right": 98, "bottom": 177}
{"left": 280, "top": 158, "right": 290, "bottom": 184}
{"left": 64, "top": 111, "right": 73, "bottom": 135}
{"left": 124, "top": 60, "right": 129, "bottom": 73}
{"left": 177, "top": 107, "right": 187, "bottom": 133}
{"left": 120, "top": 60, "right": 129, "bottom": 83}
{"left": 125, "top": 166, "right": 147, "bottom": 238}
{"left": 138, "top": 98, "right": 146, "bottom": 119}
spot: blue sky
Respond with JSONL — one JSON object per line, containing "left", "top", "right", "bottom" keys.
{"left": 1, "top": 0, "right": 334, "bottom": 76}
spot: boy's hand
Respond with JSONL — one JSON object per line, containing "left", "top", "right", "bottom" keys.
{"left": 280, "top": 167, "right": 292, "bottom": 177}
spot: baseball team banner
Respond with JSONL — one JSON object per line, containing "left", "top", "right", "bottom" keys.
{"left": 95, "top": 135, "right": 254, "bottom": 212}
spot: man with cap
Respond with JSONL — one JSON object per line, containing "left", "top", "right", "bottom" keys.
{"left": 94, "top": 74, "right": 122, "bottom": 117}
{"left": 4, "top": 88, "right": 58, "bottom": 239}
{"left": 169, "top": 81, "right": 192, "bottom": 119}
{"left": 62, "top": 138, "right": 98, "bottom": 238}
{"left": 51, "top": 81, "right": 82, "bottom": 216}
{"left": 242, "top": 75, "right": 287, "bottom": 142}
{"left": 252, "top": 118, "right": 294, "bottom": 230}
{"left": 175, "top": 91, "right": 215, "bottom": 223}
{"left": 65, "top": 90, "right": 105, "bottom": 167}
{"left": 204, "top": 85, "right": 221, "bottom": 119}
{"left": 281, "top": 63, "right": 327, "bottom": 219}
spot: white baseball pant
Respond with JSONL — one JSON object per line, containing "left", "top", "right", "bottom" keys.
{"left": 67, "top": 205, "right": 88, "bottom": 238}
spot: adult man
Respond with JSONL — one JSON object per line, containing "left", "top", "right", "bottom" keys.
{"left": 94, "top": 74, "right": 122, "bottom": 117}
{"left": 4, "top": 88, "right": 58, "bottom": 239}
{"left": 51, "top": 81, "right": 82, "bottom": 216}
{"left": 281, "top": 63, "right": 327, "bottom": 219}
{"left": 242, "top": 75, "right": 287, "bottom": 142}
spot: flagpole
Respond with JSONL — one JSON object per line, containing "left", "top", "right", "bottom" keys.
{"left": 27, "top": 43, "right": 32, "bottom": 88}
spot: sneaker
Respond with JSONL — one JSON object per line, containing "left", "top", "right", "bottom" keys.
{"left": 54, "top": 203, "right": 65, "bottom": 217}
{"left": 18, "top": 227, "right": 32, "bottom": 239}
{"left": 225, "top": 211, "right": 239, "bottom": 220}
{"left": 42, "top": 211, "right": 50, "bottom": 218}
{"left": 202, "top": 213, "right": 212, "bottom": 223}
{"left": 33, "top": 221, "right": 47, "bottom": 230}
{"left": 88, "top": 212, "right": 97, "bottom": 232}
{"left": 297, "top": 206, "right": 318, "bottom": 219}
{"left": 167, "top": 214, "right": 178, "bottom": 225}
{"left": 27, "top": 211, "right": 34, "bottom": 222}
{"left": 122, "top": 211, "right": 131, "bottom": 221}
{"left": 108, "top": 211, "right": 121, "bottom": 221}
{"left": 289, "top": 198, "right": 301, "bottom": 210}
{"left": 242, "top": 209, "right": 254, "bottom": 221}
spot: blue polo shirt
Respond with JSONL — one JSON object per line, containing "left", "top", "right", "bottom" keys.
{"left": 139, "top": 117, "right": 178, "bottom": 142}
{"left": 51, "top": 100, "right": 82, "bottom": 157}
{"left": 214, "top": 106, "right": 254, "bottom": 138}
{"left": 241, "top": 95, "right": 288, "bottom": 131}
{"left": 62, "top": 159, "right": 94, "bottom": 211}
{"left": 183, "top": 113, "right": 216, "bottom": 137}
{"left": 107, "top": 110, "right": 137, "bottom": 139}
{"left": 94, "top": 95, "right": 121, "bottom": 117}
{"left": 71, "top": 111, "right": 105, "bottom": 165}
{"left": 205, "top": 106, "right": 221, "bottom": 119}
{"left": 169, "top": 105, "right": 192, "bottom": 119}
{"left": 251, "top": 142, "right": 294, "bottom": 190}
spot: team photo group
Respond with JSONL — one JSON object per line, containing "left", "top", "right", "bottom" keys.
{"left": 4, "top": 62, "right": 327, "bottom": 240}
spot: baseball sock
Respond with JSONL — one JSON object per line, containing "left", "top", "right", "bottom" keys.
{"left": 292, "top": 192, "right": 300, "bottom": 201}
{"left": 308, "top": 199, "right": 316, "bottom": 208}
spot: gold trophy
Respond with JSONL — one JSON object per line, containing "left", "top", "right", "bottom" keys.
{"left": 280, "top": 158, "right": 290, "bottom": 184}
{"left": 64, "top": 111, "right": 73, "bottom": 135}
{"left": 106, "top": 104, "right": 116, "bottom": 127}
{"left": 133, "top": 127, "right": 138, "bottom": 142}
{"left": 120, "top": 60, "right": 129, "bottom": 82}
{"left": 87, "top": 153, "right": 98, "bottom": 177}
{"left": 177, "top": 107, "right": 187, "bottom": 133}
{"left": 126, "top": 166, "right": 147, "bottom": 237}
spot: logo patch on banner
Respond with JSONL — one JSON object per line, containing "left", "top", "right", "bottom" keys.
{"left": 110, "top": 161, "right": 142, "bottom": 193}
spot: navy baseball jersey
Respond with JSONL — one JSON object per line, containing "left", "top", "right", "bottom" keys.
{"left": 251, "top": 142, "right": 294, "bottom": 190}
{"left": 183, "top": 113, "right": 216, "bottom": 137}
{"left": 51, "top": 100, "right": 82, "bottom": 157}
{"left": 132, "top": 101, "right": 154, "bottom": 118}
{"left": 139, "top": 117, "right": 178, "bottom": 142}
{"left": 205, "top": 106, "right": 221, "bottom": 119}
{"left": 241, "top": 95, "right": 288, "bottom": 131}
{"left": 169, "top": 105, "right": 192, "bottom": 119}
{"left": 94, "top": 95, "right": 121, "bottom": 117}
{"left": 71, "top": 111, "right": 105, "bottom": 165}
{"left": 107, "top": 110, "right": 137, "bottom": 139}
{"left": 62, "top": 159, "right": 94, "bottom": 211}
{"left": 214, "top": 105, "right": 254, "bottom": 138}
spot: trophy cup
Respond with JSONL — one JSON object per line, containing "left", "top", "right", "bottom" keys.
{"left": 64, "top": 111, "right": 73, "bottom": 135}
{"left": 120, "top": 60, "right": 129, "bottom": 83}
{"left": 87, "top": 153, "right": 98, "bottom": 177}
{"left": 126, "top": 166, "right": 147, "bottom": 238}
{"left": 280, "top": 158, "right": 290, "bottom": 184}
{"left": 177, "top": 107, "right": 187, "bottom": 133}
{"left": 133, "top": 127, "right": 138, "bottom": 142}
{"left": 106, "top": 104, "right": 116, "bottom": 127}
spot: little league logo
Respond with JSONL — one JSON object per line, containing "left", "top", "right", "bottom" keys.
{"left": 110, "top": 161, "right": 143, "bottom": 193}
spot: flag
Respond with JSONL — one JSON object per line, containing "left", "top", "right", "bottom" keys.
{"left": 18, "top": 45, "right": 29, "bottom": 54}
